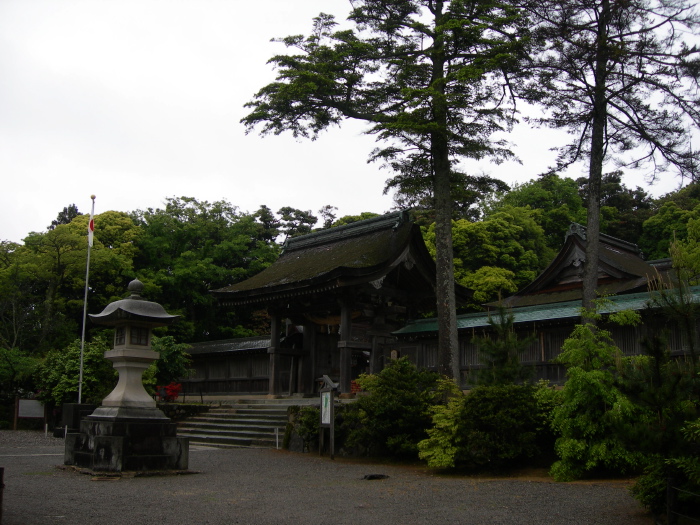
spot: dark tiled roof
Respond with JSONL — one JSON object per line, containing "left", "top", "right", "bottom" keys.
{"left": 496, "top": 279, "right": 650, "bottom": 308}
{"left": 211, "top": 210, "right": 450, "bottom": 305}
{"left": 499, "top": 223, "right": 660, "bottom": 308}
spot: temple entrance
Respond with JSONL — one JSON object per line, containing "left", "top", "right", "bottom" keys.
{"left": 211, "top": 211, "right": 464, "bottom": 394}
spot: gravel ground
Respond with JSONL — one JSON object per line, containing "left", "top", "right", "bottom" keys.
{"left": 0, "top": 430, "right": 653, "bottom": 525}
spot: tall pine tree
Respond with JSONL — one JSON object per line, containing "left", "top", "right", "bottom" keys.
{"left": 242, "top": 0, "right": 529, "bottom": 381}
{"left": 524, "top": 0, "right": 700, "bottom": 313}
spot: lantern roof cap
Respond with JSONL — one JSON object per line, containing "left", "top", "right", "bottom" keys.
{"left": 89, "top": 279, "right": 179, "bottom": 327}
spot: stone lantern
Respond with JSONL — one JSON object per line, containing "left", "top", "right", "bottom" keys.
{"left": 64, "top": 279, "right": 189, "bottom": 472}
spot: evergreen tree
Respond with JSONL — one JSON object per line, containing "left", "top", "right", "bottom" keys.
{"left": 524, "top": 0, "right": 700, "bottom": 314}
{"left": 472, "top": 306, "right": 536, "bottom": 385}
{"left": 242, "top": 1, "right": 529, "bottom": 380}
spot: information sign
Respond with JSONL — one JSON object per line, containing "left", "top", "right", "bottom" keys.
{"left": 18, "top": 399, "right": 44, "bottom": 419}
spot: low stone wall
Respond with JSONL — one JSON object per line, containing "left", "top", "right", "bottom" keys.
{"left": 157, "top": 403, "right": 210, "bottom": 421}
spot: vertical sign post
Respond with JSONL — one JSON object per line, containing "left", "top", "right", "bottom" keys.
{"left": 319, "top": 387, "right": 335, "bottom": 460}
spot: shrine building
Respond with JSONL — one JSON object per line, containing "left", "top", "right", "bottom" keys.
{"left": 179, "top": 213, "right": 696, "bottom": 398}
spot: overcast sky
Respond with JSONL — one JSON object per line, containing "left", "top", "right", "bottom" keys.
{"left": 0, "top": 0, "right": 687, "bottom": 244}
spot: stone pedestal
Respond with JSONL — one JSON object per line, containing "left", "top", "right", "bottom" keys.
{"left": 65, "top": 408, "right": 188, "bottom": 471}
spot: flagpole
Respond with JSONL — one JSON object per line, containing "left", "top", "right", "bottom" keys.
{"left": 78, "top": 195, "right": 96, "bottom": 404}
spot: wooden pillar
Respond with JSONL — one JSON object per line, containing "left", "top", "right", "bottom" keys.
{"left": 370, "top": 336, "right": 381, "bottom": 375}
{"left": 339, "top": 300, "right": 352, "bottom": 394}
{"left": 268, "top": 313, "right": 282, "bottom": 396}
{"left": 369, "top": 312, "right": 385, "bottom": 375}
{"left": 301, "top": 321, "right": 316, "bottom": 394}
{"left": 288, "top": 356, "right": 296, "bottom": 396}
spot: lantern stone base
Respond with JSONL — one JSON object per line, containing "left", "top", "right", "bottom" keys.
{"left": 64, "top": 409, "right": 189, "bottom": 472}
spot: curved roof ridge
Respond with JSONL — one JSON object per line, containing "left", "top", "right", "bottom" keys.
{"left": 282, "top": 210, "right": 409, "bottom": 253}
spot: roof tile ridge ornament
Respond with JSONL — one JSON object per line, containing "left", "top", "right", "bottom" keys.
{"left": 566, "top": 223, "right": 587, "bottom": 241}
{"left": 280, "top": 209, "right": 411, "bottom": 254}
{"left": 565, "top": 222, "right": 643, "bottom": 256}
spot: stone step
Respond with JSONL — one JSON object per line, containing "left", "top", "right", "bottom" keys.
{"left": 179, "top": 426, "right": 282, "bottom": 440}
{"left": 191, "top": 411, "right": 287, "bottom": 420}
{"left": 186, "top": 414, "right": 286, "bottom": 424}
{"left": 204, "top": 408, "right": 289, "bottom": 417}
{"left": 178, "top": 426, "right": 283, "bottom": 448}
{"left": 180, "top": 421, "right": 285, "bottom": 433}
{"left": 225, "top": 398, "right": 320, "bottom": 406}
{"left": 177, "top": 433, "right": 257, "bottom": 448}
{"left": 175, "top": 397, "right": 331, "bottom": 449}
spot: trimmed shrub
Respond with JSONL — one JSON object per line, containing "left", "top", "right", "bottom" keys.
{"left": 419, "top": 384, "right": 548, "bottom": 469}
{"left": 341, "top": 357, "right": 455, "bottom": 459}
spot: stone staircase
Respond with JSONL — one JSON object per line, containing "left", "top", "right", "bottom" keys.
{"left": 177, "top": 398, "right": 319, "bottom": 449}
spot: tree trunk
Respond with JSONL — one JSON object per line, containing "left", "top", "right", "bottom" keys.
{"left": 434, "top": 151, "right": 460, "bottom": 383}
{"left": 431, "top": 0, "right": 460, "bottom": 384}
{"left": 582, "top": 0, "right": 611, "bottom": 322}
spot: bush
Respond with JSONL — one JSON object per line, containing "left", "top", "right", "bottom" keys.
{"left": 143, "top": 336, "right": 192, "bottom": 395}
{"left": 287, "top": 405, "right": 320, "bottom": 452}
{"left": 35, "top": 335, "right": 117, "bottom": 406}
{"left": 419, "top": 383, "right": 550, "bottom": 469}
{"left": 341, "top": 357, "right": 455, "bottom": 459}
{"left": 549, "top": 312, "right": 645, "bottom": 481}
{"left": 471, "top": 306, "right": 536, "bottom": 386}
{"left": 631, "top": 418, "right": 700, "bottom": 516}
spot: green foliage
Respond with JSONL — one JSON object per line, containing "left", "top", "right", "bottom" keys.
{"left": 276, "top": 207, "right": 317, "bottom": 240}
{"left": 640, "top": 202, "right": 700, "bottom": 260}
{"left": 460, "top": 267, "right": 518, "bottom": 305}
{"left": 618, "top": 336, "right": 699, "bottom": 456}
{"left": 131, "top": 197, "right": 280, "bottom": 341}
{"left": 390, "top": 173, "right": 509, "bottom": 223}
{"left": 1, "top": 211, "right": 140, "bottom": 355}
{"left": 35, "top": 335, "right": 117, "bottom": 406}
{"left": 416, "top": 395, "right": 464, "bottom": 468}
{"left": 288, "top": 405, "right": 320, "bottom": 452}
{"left": 669, "top": 418, "right": 700, "bottom": 486}
{"left": 317, "top": 205, "right": 338, "bottom": 229}
{"left": 549, "top": 311, "right": 645, "bottom": 481}
{"left": 342, "top": 357, "right": 456, "bottom": 459}
{"left": 471, "top": 306, "right": 536, "bottom": 385}
{"left": 579, "top": 171, "right": 654, "bottom": 243}
{"left": 142, "top": 336, "right": 193, "bottom": 394}
{"left": 629, "top": 461, "right": 671, "bottom": 515}
{"left": 332, "top": 213, "right": 381, "bottom": 227}
{"left": 425, "top": 207, "right": 552, "bottom": 307}
{"left": 614, "top": 228, "right": 700, "bottom": 513}
{"left": 418, "top": 384, "right": 550, "bottom": 469}
{"left": 0, "top": 347, "right": 39, "bottom": 396}
{"left": 484, "top": 173, "right": 586, "bottom": 251}
{"left": 48, "top": 204, "right": 80, "bottom": 230}
{"left": 631, "top": 417, "right": 700, "bottom": 516}
{"left": 0, "top": 241, "right": 46, "bottom": 354}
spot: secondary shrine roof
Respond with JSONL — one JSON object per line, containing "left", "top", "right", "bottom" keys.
{"left": 497, "top": 223, "right": 669, "bottom": 308}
